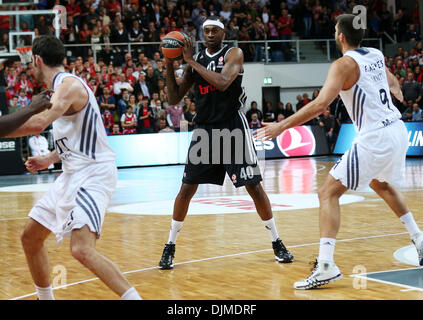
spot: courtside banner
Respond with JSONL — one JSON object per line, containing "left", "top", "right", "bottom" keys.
{"left": 0, "top": 138, "right": 25, "bottom": 175}
{"left": 108, "top": 131, "right": 192, "bottom": 167}
{"left": 108, "top": 125, "right": 330, "bottom": 168}
{"left": 334, "top": 122, "right": 423, "bottom": 156}
{"left": 254, "top": 125, "right": 330, "bottom": 159}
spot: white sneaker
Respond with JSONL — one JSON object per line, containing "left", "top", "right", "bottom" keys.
{"left": 294, "top": 259, "right": 343, "bottom": 290}
{"left": 411, "top": 232, "right": 423, "bottom": 266}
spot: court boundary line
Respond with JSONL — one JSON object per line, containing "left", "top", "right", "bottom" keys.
{"left": 0, "top": 217, "right": 28, "bottom": 221}
{"left": 349, "top": 265, "right": 423, "bottom": 292}
{"left": 351, "top": 266, "right": 423, "bottom": 276}
{"left": 9, "top": 231, "right": 409, "bottom": 300}
{"left": 350, "top": 268, "right": 423, "bottom": 293}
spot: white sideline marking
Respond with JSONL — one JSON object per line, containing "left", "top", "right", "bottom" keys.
{"left": 9, "top": 231, "right": 408, "bottom": 300}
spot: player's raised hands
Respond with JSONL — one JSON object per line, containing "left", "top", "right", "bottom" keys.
{"left": 254, "top": 121, "right": 285, "bottom": 141}
{"left": 28, "top": 89, "right": 54, "bottom": 115}
{"left": 181, "top": 36, "right": 194, "bottom": 63}
{"left": 159, "top": 43, "right": 173, "bottom": 66}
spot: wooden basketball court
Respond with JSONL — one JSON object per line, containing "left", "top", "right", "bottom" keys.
{"left": 1, "top": 156, "right": 423, "bottom": 300}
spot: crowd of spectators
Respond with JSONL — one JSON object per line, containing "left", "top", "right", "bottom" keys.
{"left": 0, "top": 0, "right": 421, "bottom": 147}
{"left": 0, "top": 0, "right": 419, "bottom": 63}
{"left": 2, "top": 49, "right": 204, "bottom": 135}
{"left": 388, "top": 43, "right": 423, "bottom": 122}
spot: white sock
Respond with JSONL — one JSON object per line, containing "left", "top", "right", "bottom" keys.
{"left": 318, "top": 238, "right": 336, "bottom": 262}
{"left": 263, "top": 217, "right": 279, "bottom": 242}
{"left": 167, "top": 219, "right": 184, "bottom": 244}
{"left": 400, "top": 212, "right": 421, "bottom": 238}
{"left": 121, "top": 287, "right": 142, "bottom": 300}
{"left": 35, "top": 285, "right": 55, "bottom": 300}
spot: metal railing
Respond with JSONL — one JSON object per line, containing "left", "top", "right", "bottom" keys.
{"left": 0, "top": 38, "right": 382, "bottom": 65}
{"left": 62, "top": 38, "right": 382, "bottom": 64}
{"left": 194, "top": 38, "right": 385, "bottom": 63}
{"left": 383, "top": 31, "right": 397, "bottom": 44}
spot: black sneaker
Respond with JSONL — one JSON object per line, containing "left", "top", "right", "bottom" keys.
{"left": 158, "top": 243, "right": 175, "bottom": 269}
{"left": 272, "top": 238, "right": 294, "bottom": 263}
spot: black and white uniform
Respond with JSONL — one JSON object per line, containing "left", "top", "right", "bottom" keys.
{"left": 330, "top": 47, "right": 408, "bottom": 190}
{"left": 183, "top": 45, "right": 262, "bottom": 187}
{"left": 29, "top": 72, "right": 117, "bottom": 243}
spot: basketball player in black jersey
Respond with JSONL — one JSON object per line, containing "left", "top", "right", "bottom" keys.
{"left": 158, "top": 17, "right": 293, "bottom": 269}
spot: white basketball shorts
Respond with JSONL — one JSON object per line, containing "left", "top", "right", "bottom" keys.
{"left": 330, "top": 120, "right": 408, "bottom": 191}
{"left": 29, "top": 161, "right": 117, "bottom": 243}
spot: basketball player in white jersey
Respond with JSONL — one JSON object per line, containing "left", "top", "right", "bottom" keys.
{"left": 256, "top": 14, "right": 423, "bottom": 289}
{"left": 6, "top": 35, "right": 141, "bottom": 300}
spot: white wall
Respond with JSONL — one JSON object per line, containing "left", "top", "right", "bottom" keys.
{"left": 242, "top": 62, "right": 331, "bottom": 111}
{"left": 240, "top": 63, "right": 265, "bottom": 111}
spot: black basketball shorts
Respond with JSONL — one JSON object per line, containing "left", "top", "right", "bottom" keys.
{"left": 182, "top": 110, "right": 262, "bottom": 188}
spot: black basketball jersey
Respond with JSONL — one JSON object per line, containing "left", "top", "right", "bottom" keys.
{"left": 192, "top": 45, "right": 246, "bottom": 125}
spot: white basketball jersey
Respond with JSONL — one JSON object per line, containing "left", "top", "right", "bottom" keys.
{"left": 52, "top": 72, "right": 116, "bottom": 172}
{"left": 339, "top": 47, "right": 401, "bottom": 135}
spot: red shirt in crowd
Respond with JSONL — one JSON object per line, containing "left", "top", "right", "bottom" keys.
{"left": 121, "top": 113, "right": 137, "bottom": 134}
{"left": 106, "top": 80, "right": 117, "bottom": 95}
{"left": 121, "top": 65, "right": 135, "bottom": 74}
{"left": 141, "top": 106, "right": 151, "bottom": 128}
{"left": 6, "top": 89, "right": 15, "bottom": 103}
{"left": 126, "top": 74, "right": 136, "bottom": 86}
{"left": 15, "top": 80, "right": 34, "bottom": 98}
{"left": 7, "top": 74, "right": 17, "bottom": 89}
{"left": 0, "top": 15, "right": 10, "bottom": 30}
{"left": 107, "top": 0, "right": 121, "bottom": 14}
{"left": 65, "top": 3, "right": 82, "bottom": 17}
{"left": 101, "top": 73, "right": 110, "bottom": 83}
{"left": 278, "top": 16, "right": 293, "bottom": 35}
{"left": 102, "top": 111, "right": 114, "bottom": 129}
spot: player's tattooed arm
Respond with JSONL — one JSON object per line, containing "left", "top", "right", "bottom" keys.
{"left": 165, "top": 57, "right": 194, "bottom": 105}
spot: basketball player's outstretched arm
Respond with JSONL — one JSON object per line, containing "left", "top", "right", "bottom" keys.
{"left": 181, "top": 37, "right": 243, "bottom": 92}
{"left": 385, "top": 67, "right": 404, "bottom": 102}
{"left": 255, "top": 57, "right": 356, "bottom": 141}
{"left": 0, "top": 90, "right": 53, "bottom": 138}
{"left": 6, "top": 78, "right": 87, "bottom": 138}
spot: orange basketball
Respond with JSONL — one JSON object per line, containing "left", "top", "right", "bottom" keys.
{"left": 161, "top": 31, "right": 187, "bottom": 60}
